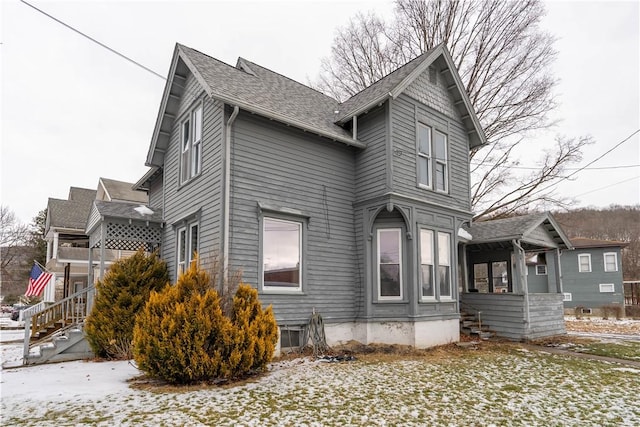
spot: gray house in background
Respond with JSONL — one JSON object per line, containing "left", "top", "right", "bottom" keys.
{"left": 135, "top": 42, "right": 488, "bottom": 350}
{"left": 557, "top": 238, "right": 627, "bottom": 315}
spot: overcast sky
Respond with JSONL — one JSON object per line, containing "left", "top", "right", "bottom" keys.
{"left": 1, "top": 0, "right": 638, "bottom": 225}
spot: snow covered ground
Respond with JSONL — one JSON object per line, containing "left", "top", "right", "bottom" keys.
{"left": 1, "top": 321, "right": 639, "bottom": 426}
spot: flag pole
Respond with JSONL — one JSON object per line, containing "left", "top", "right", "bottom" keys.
{"left": 34, "top": 259, "right": 52, "bottom": 273}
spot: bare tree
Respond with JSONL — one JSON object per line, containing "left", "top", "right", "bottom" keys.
{"left": 0, "top": 206, "right": 31, "bottom": 271}
{"left": 314, "top": 0, "right": 587, "bottom": 218}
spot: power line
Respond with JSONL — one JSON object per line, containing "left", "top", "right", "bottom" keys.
{"left": 470, "top": 162, "right": 639, "bottom": 171}
{"left": 572, "top": 176, "right": 639, "bottom": 198}
{"left": 20, "top": 0, "right": 166, "bottom": 81}
{"left": 529, "top": 128, "right": 640, "bottom": 197}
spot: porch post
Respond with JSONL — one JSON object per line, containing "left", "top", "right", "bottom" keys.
{"left": 99, "top": 222, "right": 107, "bottom": 279}
{"left": 554, "top": 248, "right": 563, "bottom": 293}
{"left": 512, "top": 240, "right": 530, "bottom": 327}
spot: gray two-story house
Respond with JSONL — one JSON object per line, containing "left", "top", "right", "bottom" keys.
{"left": 135, "top": 42, "right": 487, "bottom": 350}
{"left": 559, "top": 238, "right": 627, "bottom": 315}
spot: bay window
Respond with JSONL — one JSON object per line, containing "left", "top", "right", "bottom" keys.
{"left": 377, "top": 228, "right": 403, "bottom": 299}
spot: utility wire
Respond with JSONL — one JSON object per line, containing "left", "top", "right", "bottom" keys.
{"left": 20, "top": 0, "right": 166, "bottom": 81}
{"left": 470, "top": 161, "right": 639, "bottom": 171}
{"left": 572, "top": 176, "right": 639, "bottom": 198}
{"left": 528, "top": 128, "right": 640, "bottom": 197}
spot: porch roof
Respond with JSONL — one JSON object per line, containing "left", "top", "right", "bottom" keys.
{"left": 465, "top": 212, "right": 573, "bottom": 251}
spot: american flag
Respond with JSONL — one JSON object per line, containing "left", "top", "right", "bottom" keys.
{"left": 25, "top": 263, "right": 52, "bottom": 297}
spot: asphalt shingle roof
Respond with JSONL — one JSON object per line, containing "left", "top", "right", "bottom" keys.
{"left": 179, "top": 45, "right": 353, "bottom": 143}
{"left": 466, "top": 213, "right": 550, "bottom": 242}
{"left": 336, "top": 48, "right": 436, "bottom": 122}
{"left": 99, "top": 178, "right": 148, "bottom": 203}
{"left": 47, "top": 188, "right": 97, "bottom": 230}
{"left": 570, "top": 237, "right": 628, "bottom": 248}
{"left": 93, "top": 200, "right": 163, "bottom": 224}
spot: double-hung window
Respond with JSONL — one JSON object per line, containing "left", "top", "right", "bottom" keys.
{"left": 434, "top": 131, "right": 448, "bottom": 192}
{"left": 603, "top": 252, "right": 618, "bottom": 272}
{"left": 180, "top": 104, "right": 203, "bottom": 184}
{"left": 377, "top": 228, "right": 403, "bottom": 299}
{"left": 420, "top": 229, "right": 434, "bottom": 299}
{"left": 417, "top": 122, "right": 448, "bottom": 192}
{"left": 262, "top": 217, "right": 302, "bottom": 292}
{"left": 438, "top": 232, "right": 452, "bottom": 299}
{"left": 177, "top": 222, "right": 198, "bottom": 276}
{"left": 417, "top": 123, "right": 432, "bottom": 188}
{"left": 578, "top": 254, "right": 591, "bottom": 272}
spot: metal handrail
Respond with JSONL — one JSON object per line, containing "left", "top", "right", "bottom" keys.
{"left": 23, "top": 286, "right": 95, "bottom": 360}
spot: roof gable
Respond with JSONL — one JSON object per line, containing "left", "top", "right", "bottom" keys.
{"left": 466, "top": 212, "right": 573, "bottom": 250}
{"left": 145, "top": 44, "right": 363, "bottom": 167}
{"left": 336, "top": 44, "right": 487, "bottom": 149}
{"left": 98, "top": 177, "right": 148, "bottom": 203}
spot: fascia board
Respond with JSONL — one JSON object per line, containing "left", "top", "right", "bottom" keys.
{"left": 145, "top": 47, "right": 181, "bottom": 166}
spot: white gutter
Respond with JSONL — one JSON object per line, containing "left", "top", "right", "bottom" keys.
{"left": 223, "top": 106, "right": 240, "bottom": 277}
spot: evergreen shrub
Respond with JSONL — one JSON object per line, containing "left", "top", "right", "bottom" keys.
{"left": 84, "top": 249, "right": 169, "bottom": 359}
{"left": 133, "top": 259, "right": 278, "bottom": 384}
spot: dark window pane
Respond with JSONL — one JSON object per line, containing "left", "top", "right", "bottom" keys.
{"left": 439, "top": 265, "right": 451, "bottom": 297}
{"left": 380, "top": 264, "right": 400, "bottom": 297}
{"left": 421, "top": 265, "right": 433, "bottom": 297}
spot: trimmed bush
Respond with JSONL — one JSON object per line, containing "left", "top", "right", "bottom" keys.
{"left": 85, "top": 249, "right": 169, "bottom": 359}
{"left": 133, "top": 259, "right": 277, "bottom": 384}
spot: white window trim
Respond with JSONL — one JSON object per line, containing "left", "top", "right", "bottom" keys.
{"left": 578, "top": 253, "right": 591, "bottom": 273}
{"left": 417, "top": 123, "right": 432, "bottom": 189}
{"left": 261, "top": 217, "right": 303, "bottom": 293}
{"left": 419, "top": 229, "right": 435, "bottom": 301}
{"left": 180, "top": 102, "right": 203, "bottom": 184}
{"left": 535, "top": 265, "right": 547, "bottom": 275}
{"left": 434, "top": 130, "right": 449, "bottom": 193}
{"left": 603, "top": 252, "right": 618, "bottom": 272}
{"left": 599, "top": 283, "right": 615, "bottom": 293}
{"left": 563, "top": 292, "right": 572, "bottom": 302}
{"left": 377, "top": 228, "right": 403, "bottom": 301}
{"left": 177, "top": 221, "right": 198, "bottom": 278}
{"left": 438, "top": 232, "right": 453, "bottom": 300}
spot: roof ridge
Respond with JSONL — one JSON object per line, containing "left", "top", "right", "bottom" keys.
{"left": 177, "top": 43, "right": 256, "bottom": 78}
{"left": 339, "top": 48, "right": 433, "bottom": 106}
{"left": 237, "top": 57, "right": 339, "bottom": 103}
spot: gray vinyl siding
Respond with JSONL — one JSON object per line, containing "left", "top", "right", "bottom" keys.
{"left": 526, "top": 254, "right": 559, "bottom": 293}
{"left": 355, "top": 105, "right": 388, "bottom": 201}
{"left": 561, "top": 247, "right": 625, "bottom": 309}
{"left": 148, "top": 173, "right": 163, "bottom": 209}
{"left": 160, "top": 71, "right": 225, "bottom": 279}
{"left": 390, "top": 93, "right": 471, "bottom": 211}
{"left": 228, "top": 112, "right": 358, "bottom": 325}
{"left": 461, "top": 293, "right": 565, "bottom": 340}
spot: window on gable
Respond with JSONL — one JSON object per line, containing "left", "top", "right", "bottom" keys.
{"left": 604, "top": 252, "right": 618, "bottom": 272}
{"left": 438, "top": 232, "right": 452, "bottom": 299}
{"left": 417, "top": 123, "right": 432, "bottom": 188}
{"left": 180, "top": 103, "right": 203, "bottom": 184}
{"left": 578, "top": 254, "right": 591, "bottom": 272}
{"left": 177, "top": 221, "right": 198, "bottom": 277}
{"left": 262, "top": 217, "right": 302, "bottom": 292}
{"left": 377, "top": 228, "right": 403, "bottom": 299}
{"left": 420, "top": 229, "right": 434, "bottom": 299}
{"left": 434, "top": 130, "right": 448, "bottom": 192}
{"left": 417, "top": 123, "right": 448, "bottom": 193}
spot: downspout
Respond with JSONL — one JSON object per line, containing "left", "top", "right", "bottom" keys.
{"left": 223, "top": 106, "right": 240, "bottom": 278}
{"left": 512, "top": 239, "right": 530, "bottom": 329}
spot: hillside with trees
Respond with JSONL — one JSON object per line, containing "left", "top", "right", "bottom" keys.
{"left": 554, "top": 205, "right": 640, "bottom": 280}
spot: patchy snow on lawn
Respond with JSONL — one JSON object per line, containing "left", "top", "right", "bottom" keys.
{"left": 2, "top": 340, "right": 639, "bottom": 426}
